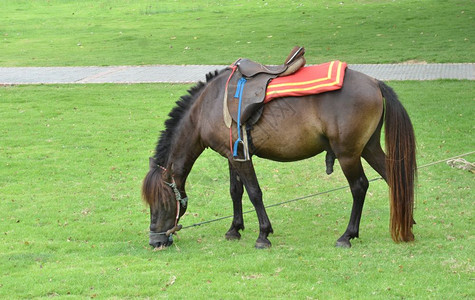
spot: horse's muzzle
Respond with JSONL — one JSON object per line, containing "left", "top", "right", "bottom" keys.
{"left": 149, "top": 232, "right": 173, "bottom": 248}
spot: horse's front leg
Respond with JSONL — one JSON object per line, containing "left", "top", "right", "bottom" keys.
{"left": 230, "top": 159, "right": 273, "bottom": 249}
{"left": 225, "top": 161, "right": 245, "bottom": 240}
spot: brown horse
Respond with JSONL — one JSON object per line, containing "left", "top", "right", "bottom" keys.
{"left": 142, "top": 67, "right": 416, "bottom": 249}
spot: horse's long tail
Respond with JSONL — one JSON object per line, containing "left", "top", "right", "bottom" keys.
{"left": 379, "top": 81, "right": 417, "bottom": 242}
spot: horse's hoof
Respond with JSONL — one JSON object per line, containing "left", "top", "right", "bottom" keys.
{"left": 225, "top": 230, "right": 241, "bottom": 241}
{"left": 255, "top": 239, "right": 271, "bottom": 249}
{"left": 335, "top": 240, "right": 352, "bottom": 248}
{"left": 225, "top": 232, "right": 241, "bottom": 241}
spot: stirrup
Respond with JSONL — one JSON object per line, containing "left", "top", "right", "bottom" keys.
{"left": 233, "top": 125, "right": 250, "bottom": 162}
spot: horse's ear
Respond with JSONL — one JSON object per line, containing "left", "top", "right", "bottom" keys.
{"left": 149, "top": 157, "right": 156, "bottom": 169}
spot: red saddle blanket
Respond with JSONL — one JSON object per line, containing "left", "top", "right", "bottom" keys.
{"left": 264, "top": 60, "right": 347, "bottom": 103}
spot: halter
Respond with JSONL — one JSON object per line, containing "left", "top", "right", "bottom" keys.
{"left": 149, "top": 164, "right": 188, "bottom": 242}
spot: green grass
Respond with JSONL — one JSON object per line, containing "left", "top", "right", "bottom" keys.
{"left": 1, "top": 0, "right": 473, "bottom": 66}
{"left": 1, "top": 81, "right": 473, "bottom": 298}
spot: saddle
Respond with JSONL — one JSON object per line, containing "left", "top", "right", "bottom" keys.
{"left": 224, "top": 46, "right": 306, "bottom": 128}
{"left": 235, "top": 46, "right": 306, "bottom": 78}
{"left": 223, "top": 46, "right": 306, "bottom": 160}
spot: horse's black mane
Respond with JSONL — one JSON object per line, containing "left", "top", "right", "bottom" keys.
{"left": 153, "top": 70, "right": 224, "bottom": 167}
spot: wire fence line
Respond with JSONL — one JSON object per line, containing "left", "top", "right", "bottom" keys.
{"left": 181, "top": 150, "right": 475, "bottom": 231}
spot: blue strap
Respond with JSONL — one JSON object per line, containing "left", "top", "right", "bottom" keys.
{"left": 234, "top": 77, "right": 245, "bottom": 98}
{"left": 233, "top": 77, "right": 247, "bottom": 158}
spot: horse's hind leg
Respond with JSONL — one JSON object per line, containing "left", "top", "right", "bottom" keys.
{"left": 336, "top": 155, "right": 369, "bottom": 248}
{"left": 362, "top": 125, "right": 387, "bottom": 181}
{"left": 225, "top": 161, "right": 245, "bottom": 240}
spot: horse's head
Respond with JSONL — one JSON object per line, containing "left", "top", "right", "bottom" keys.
{"left": 142, "top": 157, "right": 187, "bottom": 248}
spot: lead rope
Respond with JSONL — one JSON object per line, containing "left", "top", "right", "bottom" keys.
{"left": 179, "top": 151, "right": 475, "bottom": 231}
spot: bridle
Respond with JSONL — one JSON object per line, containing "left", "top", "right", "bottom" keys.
{"left": 149, "top": 164, "right": 188, "bottom": 242}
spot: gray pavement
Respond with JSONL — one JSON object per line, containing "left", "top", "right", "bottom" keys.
{"left": 0, "top": 63, "right": 473, "bottom": 85}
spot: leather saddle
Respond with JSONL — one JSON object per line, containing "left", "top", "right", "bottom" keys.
{"left": 236, "top": 46, "right": 306, "bottom": 78}
{"left": 224, "top": 46, "right": 306, "bottom": 128}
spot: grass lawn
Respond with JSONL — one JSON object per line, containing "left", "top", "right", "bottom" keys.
{"left": 1, "top": 0, "right": 473, "bottom": 66}
{"left": 0, "top": 80, "right": 473, "bottom": 298}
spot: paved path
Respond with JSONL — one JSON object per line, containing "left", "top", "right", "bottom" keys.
{"left": 0, "top": 63, "right": 473, "bottom": 84}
